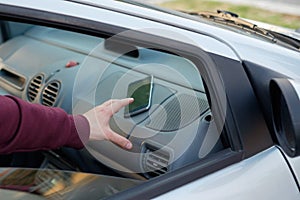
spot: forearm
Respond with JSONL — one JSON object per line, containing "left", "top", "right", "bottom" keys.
{"left": 0, "top": 95, "right": 90, "bottom": 154}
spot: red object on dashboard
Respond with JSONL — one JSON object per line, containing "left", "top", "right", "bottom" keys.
{"left": 65, "top": 61, "right": 79, "bottom": 68}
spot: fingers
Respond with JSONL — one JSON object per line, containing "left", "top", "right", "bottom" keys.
{"left": 107, "top": 98, "right": 134, "bottom": 114}
{"left": 106, "top": 129, "right": 132, "bottom": 149}
{"left": 86, "top": 98, "right": 134, "bottom": 150}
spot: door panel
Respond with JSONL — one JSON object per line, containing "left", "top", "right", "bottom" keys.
{"left": 155, "top": 147, "right": 299, "bottom": 200}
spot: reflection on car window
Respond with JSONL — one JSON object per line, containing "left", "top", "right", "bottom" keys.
{"left": 0, "top": 20, "right": 230, "bottom": 198}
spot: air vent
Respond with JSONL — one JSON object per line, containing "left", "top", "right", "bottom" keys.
{"left": 42, "top": 80, "right": 61, "bottom": 106}
{"left": 27, "top": 74, "right": 44, "bottom": 102}
{"left": 143, "top": 145, "right": 170, "bottom": 178}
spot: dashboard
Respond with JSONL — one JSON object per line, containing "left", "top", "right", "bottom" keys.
{"left": 0, "top": 21, "right": 225, "bottom": 179}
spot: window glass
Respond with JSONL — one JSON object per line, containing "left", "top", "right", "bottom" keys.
{"left": 0, "top": 21, "right": 229, "bottom": 198}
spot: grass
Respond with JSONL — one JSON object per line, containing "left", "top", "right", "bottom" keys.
{"left": 159, "top": 0, "right": 300, "bottom": 29}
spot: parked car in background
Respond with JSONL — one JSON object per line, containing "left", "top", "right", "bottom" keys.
{"left": 0, "top": 0, "right": 300, "bottom": 199}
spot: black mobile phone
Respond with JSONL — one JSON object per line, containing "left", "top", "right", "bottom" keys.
{"left": 124, "top": 75, "right": 154, "bottom": 117}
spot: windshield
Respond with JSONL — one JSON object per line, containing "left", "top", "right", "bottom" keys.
{"left": 119, "top": 0, "right": 300, "bottom": 51}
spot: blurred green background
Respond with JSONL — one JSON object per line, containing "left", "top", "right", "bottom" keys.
{"left": 158, "top": 0, "right": 300, "bottom": 29}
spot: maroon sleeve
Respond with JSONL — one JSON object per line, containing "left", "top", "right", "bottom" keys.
{"left": 0, "top": 95, "right": 90, "bottom": 154}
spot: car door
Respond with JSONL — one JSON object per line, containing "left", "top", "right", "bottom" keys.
{"left": 0, "top": 2, "right": 298, "bottom": 199}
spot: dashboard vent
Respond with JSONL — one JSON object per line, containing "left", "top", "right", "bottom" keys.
{"left": 42, "top": 80, "right": 61, "bottom": 106}
{"left": 27, "top": 74, "right": 44, "bottom": 102}
{"left": 143, "top": 145, "right": 170, "bottom": 178}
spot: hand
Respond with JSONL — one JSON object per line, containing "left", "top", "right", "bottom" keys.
{"left": 83, "top": 98, "right": 134, "bottom": 150}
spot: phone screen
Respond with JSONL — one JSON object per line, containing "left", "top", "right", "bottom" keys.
{"left": 124, "top": 76, "right": 153, "bottom": 117}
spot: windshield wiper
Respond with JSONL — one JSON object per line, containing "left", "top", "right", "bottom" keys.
{"left": 183, "top": 10, "right": 277, "bottom": 42}
{"left": 185, "top": 10, "right": 300, "bottom": 51}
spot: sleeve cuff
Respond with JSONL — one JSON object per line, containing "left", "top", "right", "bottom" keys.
{"left": 67, "top": 115, "right": 90, "bottom": 149}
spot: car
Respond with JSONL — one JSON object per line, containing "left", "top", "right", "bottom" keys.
{"left": 0, "top": 0, "right": 300, "bottom": 199}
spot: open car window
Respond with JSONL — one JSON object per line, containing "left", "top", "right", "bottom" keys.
{"left": 0, "top": 20, "right": 234, "bottom": 199}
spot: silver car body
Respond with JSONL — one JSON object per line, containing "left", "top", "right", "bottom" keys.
{"left": 0, "top": 0, "right": 299, "bottom": 199}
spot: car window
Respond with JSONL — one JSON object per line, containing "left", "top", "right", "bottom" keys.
{"left": 0, "top": 21, "right": 231, "bottom": 198}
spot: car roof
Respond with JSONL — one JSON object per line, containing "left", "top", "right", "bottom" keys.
{"left": 0, "top": 0, "right": 299, "bottom": 78}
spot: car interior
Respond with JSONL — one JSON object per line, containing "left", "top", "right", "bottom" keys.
{"left": 0, "top": 21, "right": 229, "bottom": 181}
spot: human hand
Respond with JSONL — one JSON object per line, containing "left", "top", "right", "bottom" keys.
{"left": 83, "top": 98, "right": 134, "bottom": 150}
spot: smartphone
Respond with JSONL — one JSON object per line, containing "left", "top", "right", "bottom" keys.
{"left": 124, "top": 75, "right": 153, "bottom": 117}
